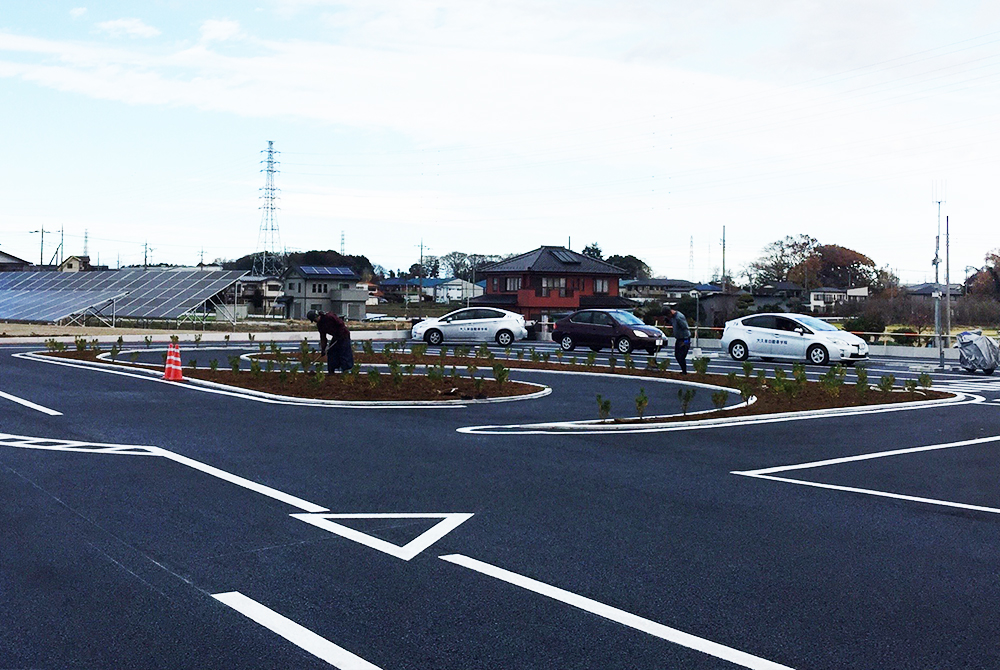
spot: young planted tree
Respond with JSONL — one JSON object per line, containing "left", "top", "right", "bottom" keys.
{"left": 677, "top": 388, "right": 696, "bottom": 416}
{"left": 692, "top": 357, "right": 709, "bottom": 376}
{"left": 711, "top": 390, "right": 729, "bottom": 409}
{"left": 596, "top": 394, "right": 612, "bottom": 420}
{"left": 635, "top": 388, "right": 649, "bottom": 419}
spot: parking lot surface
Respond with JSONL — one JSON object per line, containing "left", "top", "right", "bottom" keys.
{"left": 4, "top": 341, "right": 1000, "bottom": 669}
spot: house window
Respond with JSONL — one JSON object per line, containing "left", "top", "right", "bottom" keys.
{"left": 594, "top": 278, "right": 609, "bottom": 294}
{"left": 505, "top": 277, "right": 521, "bottom": 291}
{"left": 268, "top": 283, "right": 281, "bottom": 292}
{"left": 492, "top": 277, "right": 499, "bottom": 291}
{"left": 541, "top": 277, "right": 566, "bottom": 297}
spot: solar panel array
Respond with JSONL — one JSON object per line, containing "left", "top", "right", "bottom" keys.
{"left": 0, "top": 269, "right": 246, "bottom": 322}
{"left": 550, "top": 249, "right": 581, "bottom": 264}
{"left": 298, "top": 266, "right": 357, "bottom": 276}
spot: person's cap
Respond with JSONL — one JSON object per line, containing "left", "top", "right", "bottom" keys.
{"left": 306, "top": 310, "right": 318, "bottom": 321}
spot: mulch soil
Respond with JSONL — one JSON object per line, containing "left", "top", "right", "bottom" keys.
{"left": 42, "top": 348, "right": 951, "bottom": 413}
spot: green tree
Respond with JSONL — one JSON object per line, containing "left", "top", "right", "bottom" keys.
{"left": 582, "top": 243, "right": 603, "bottom": 260}
{"left": 606, "top": 254, "right": 652, "bottom": 279}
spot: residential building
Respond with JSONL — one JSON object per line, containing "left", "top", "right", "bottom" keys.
{"left": 809, "top": 287, "right": 848, "bottom": 314}
{"left": 0, "top": 250, "right": 32, "bottom": 272}
{"left": 620, "top": 278, "right": 697, "bottom": 302}
{"left": 58, "top": 255, "right": 92, "bottom": 272}
{"left": 423, "top": 277, "right": 484, "bottom": 303}
{"left": 280, "top": 265, "right": 368, "bottom": 320}
{"left": 470, "top": 245, "right": 634, "bottom": 320}
{"left": 239, "top": 275, "right": 285, "bottom": 315}
{"left": 753, "top": 280, "right": 805, "bottom": 311}
{"left": 904, "top": 282, "right": 963, "bottom": 302}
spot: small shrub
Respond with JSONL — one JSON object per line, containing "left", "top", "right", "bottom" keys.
{"left": 194, "top": 334, "right": 202, "bottom": 347}
{"left": 187, "top": 358, "right": 197, "bottom": 370}
{"left": 363, "top": 340, "right": 375, "bottom": 356}
{"left": 492, "top": 363, "right": 510, "bottom": 388}
{"left": 904, "top": 378, "right": 918, "bottom": 394}
{"left": 473, "top": 376, "right": 485, "bottom": 395}
{"left": 228, "top": 355, "right": 241, "bottom": 375}
{"left": 129, "top": 351, "right": 140, "bottom": 363}
{"left": 855, "top": 365, "right": 869, "bottom": 398}
{"left": 170, "top": 334, "right": 179, "bottom": 345}
{"left": 477, "top": 343, "right": 490, "bottom": 359}
{"left": 504, "top": 347, "right": 512, "bottom": 359}
{"left": 711, "top": 390, "right": 729, "bottom": 409}
{"left": 249, "top": 358, "right": 262, "bottom": 378}
{"left": 677, "top": 388, "right": 696, "bottom": 416}
{"left": 586, "top": 352, "right": 597, "bottom": 367}
{"left": 223, "top": 334, "right": 230, "bottom": 347}
{"left": 311, "top": 369, "right": 326, "bottom": 388}
{"left": 658, "top": 359, "right": 671, "bottom": 372}
{"left": 692, "top": 357, "right": 709, "bottom": 375}
{"left": 646, "top": 356, "right": 658, "bottom": 371}
{"left": 608, "top": 355, "right": 617, "bottom": 372}
{"left": 367, "top": 368, "right": 382, "bottom": 387}
{"left": 635, "top": 387, "right": 649, "bottom": 419}
{"left": 144, "top": 335, "right": 153, "bottom": 348}
{"left": 819, "top": 365, "right": 846, "bottom": 397}
{"left": 878, "top": 374, "right": 896, "bottom": 394}
{"left": 568, "top": 356, "right": 577, "bottom": 366}
{"left": 209, "top": 359, "right": 219, "bottom": 372}
{"left": 596, "top": 394, "right": 612, "bottom": 420}
{"left": 741, "top": 360, "right": 754, "bottom": 378}
{"left": 411, "top": 343, "right": 428, "bottom": 359}
{"left": 917, "top": 372, "right": 933, "bottom": 390}
{"left": 791, "top": 363, "right": 807, "bottom": 384}
{"left": 265, "top": 359, "right": 275, "bottom": 374}
{"left": 541, "top": 352, "right": 550, "bottom": 363}
{"left": 517, "top": 350, "right": 525, "bottom": 360}
{"left": 74, "top": 337, "right": 87, "bottom": 352}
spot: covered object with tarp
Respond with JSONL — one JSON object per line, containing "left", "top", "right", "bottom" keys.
{"left": 957, "top": 330, "right": 1000, "bottom": 374}
{"left": 0, "top": 269, "right": 246, "bottom": 323}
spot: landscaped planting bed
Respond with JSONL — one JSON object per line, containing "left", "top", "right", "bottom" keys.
{"left": 39, "top": 339, "right": 952, "bottom": 412}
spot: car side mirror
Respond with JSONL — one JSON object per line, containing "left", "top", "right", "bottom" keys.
{"left": 794, "top": 327, "right": 805, "bottom": 334}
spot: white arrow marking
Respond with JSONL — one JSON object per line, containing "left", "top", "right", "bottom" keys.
{"left": 290, "top": 513, "right": 474, "bottom": 561}
{"left": 213, "top": 592, "right": 383, "bottom": 669}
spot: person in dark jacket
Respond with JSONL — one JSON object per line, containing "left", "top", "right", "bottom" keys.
{"left": 665, "top": 307, "right": 691, "bottom": 374}
{"left": 307, "top": 310, "right": 354, "bottom": 374}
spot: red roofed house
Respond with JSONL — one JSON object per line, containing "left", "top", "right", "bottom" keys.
{"left": 470, "top": 246, "right": 635, "bottom": 321}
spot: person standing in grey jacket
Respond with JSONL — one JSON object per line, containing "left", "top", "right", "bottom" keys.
{"left": 665, "top": 307, "right": 691, "bottom": 374}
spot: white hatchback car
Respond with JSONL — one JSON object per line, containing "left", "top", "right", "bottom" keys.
{"left": 411, "top": 307, "right": 528, "bottom": 346}
{"left": 721, "top": 313, "right": 869, "bottom": 365}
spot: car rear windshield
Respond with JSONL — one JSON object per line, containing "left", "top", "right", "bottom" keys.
{"left": 611, "top": 310, "right": 644, "bottom": 326}
{"left": 794, "top": 315, "right": 839, "bottom": 331}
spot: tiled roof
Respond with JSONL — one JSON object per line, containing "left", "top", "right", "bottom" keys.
{"left": 483, "top": 246, "right": 627, "bottom": 276}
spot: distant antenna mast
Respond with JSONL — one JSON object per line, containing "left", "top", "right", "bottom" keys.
{"left": 688, "top": 236, "right": 695, "bottom": 280}
{"left": 340, "top": 230, "right": 345, "bottom": 256}
{"left": 83, "top": 229, "right": 88, "bottom": 257}
{"left": 253, "top": 141, "right": 283, "bottom": 276}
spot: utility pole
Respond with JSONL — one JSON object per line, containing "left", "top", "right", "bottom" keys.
{"left": 932, "top": 184, "right": 945, "bottom": 367}
{"left": 28, "top": 227, "right": 49, "bottom": 267}
{"left": 945, "top": 215, "right": 951, "bottom": 348}
{"left": 143, "top": 242, "right": 154, "bottom": 270}
{"left": 416, "top": 240, "right": 430, "bottom": 320}
{"left": 721, "top": 225, "right": 727, "bottom": 293}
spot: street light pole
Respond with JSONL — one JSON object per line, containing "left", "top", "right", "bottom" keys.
{"left": 690, "top": 289, "right": 700, "bottom": 349}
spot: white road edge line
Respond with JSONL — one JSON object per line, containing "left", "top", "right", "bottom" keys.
{"left": 736, "top": 473, "right": 1000, "bottom": 515}
{"left": 439, "top": 554, "right": 796, "bottom": 670}
{"left": 0, "top": 390, "right": 62, "bottom": 416}
{"left": 734, "top": 434, "right": 1000, "bottom": 476}
{"left": 213, "top": 592, "right": 383, "bottom": 670}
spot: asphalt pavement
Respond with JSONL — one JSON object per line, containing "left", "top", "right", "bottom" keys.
{"left": 3, "top": 341, "right": 1000, "bottom": 669}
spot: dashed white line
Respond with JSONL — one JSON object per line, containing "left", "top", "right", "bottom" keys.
{"left": 440, "top": 554, "right": 796, "bottom": 670}
{"left": 213, "top": 592, "right": 383, "bottom": 669}
{"left": 0, "top": 390, "right": 62, "bottom": 415}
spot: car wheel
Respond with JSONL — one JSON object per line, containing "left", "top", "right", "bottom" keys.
{"left": 807, "top": 344, "right": 829, "bottom": 366}
{"left": 559, "top": 335, "right": 576, "bottom": 351}
{"left": 985, "top": 368, "right": 995, "bottom": 376}
{"left": 495, "top": 330, "right": 514, "bottom": 347}
{"left": 589, "top": 345, "right": 603, "bottom": 352}
{"left": 616, "top": 338, "right": 633, "bottom": 355}
{"left": 729, "top": 340, "right": 748, "bottom": 361}
{"left": 425, "top": 329, "right": 443, "bottom": 346}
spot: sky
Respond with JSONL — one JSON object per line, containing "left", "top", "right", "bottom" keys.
{"left": 2, "top": 1, "right": 1000, "bottom": 284}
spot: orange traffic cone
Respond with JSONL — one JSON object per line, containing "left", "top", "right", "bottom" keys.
{"left": 163, "top": 343, "right": 184, "bottom": 381}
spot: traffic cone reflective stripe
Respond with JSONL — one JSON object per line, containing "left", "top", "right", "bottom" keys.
{"left": 163, "top": 343, "right": 184, "bottom": 381}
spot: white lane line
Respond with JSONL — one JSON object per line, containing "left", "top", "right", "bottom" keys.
{"left": 440, "top": 554, "right": 796, "bottom": 670}
{"left": 213, "top": 592, "right": 383, "bottom": 670}
{"left": 291, "top": 512, "right": 473, "bottom": 560}
{"left": 734, "top": 435, "right": 1000, "bottom": 476}
{"left": 737, "top": 473, "right": 1000, "bottom": 515}
{"left": 161, "top": 451, "right": 328, "bottom": 513}
{"left": 0, "top": 390, "right": 62, "bottom": 416}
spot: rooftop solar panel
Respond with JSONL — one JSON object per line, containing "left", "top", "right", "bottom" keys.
{"left": 551, "top": 249, "right": 581, "bottom": 264}
{"left": 298, "top": 266, "right": 356, "bottom": 276}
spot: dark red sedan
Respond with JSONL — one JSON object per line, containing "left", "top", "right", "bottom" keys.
{"left": 553, "top": 309, "right": 665, "bottom": 355}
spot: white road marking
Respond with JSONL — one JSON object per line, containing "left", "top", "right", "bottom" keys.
{"left": 0, "top": 431, "right": 328, "bottom": 513}
{"left": 738, "top": 473, "right": 1000, "bottom": 515}
{"left": 213, "top": 592, "right": 383, "bottom": 670}
{"left": 440, "top": 554, "right": 796, "bottom": 670}
{"left": 291, "top": 513, "right": 473, "bottom": 560}
{"left": 734, "top": 435, "right": 1000, "bottom": 477}
{"left": 0, "top": 390, "right": 61, "bottom": 415}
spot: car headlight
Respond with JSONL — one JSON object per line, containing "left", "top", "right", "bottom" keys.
{"left": 632, "top": 329, "right": 648, "bottom": 337}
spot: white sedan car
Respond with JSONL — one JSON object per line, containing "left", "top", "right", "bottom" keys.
{"left": 721, "top": 313, "right": 869, "bottom": 365}
{"left": 411, "top": 307, "right": 528, "bottom": 346}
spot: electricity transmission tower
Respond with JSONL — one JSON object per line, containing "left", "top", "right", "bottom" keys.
{"left": 252, "top": 141, "right": 283, "bottom": 277}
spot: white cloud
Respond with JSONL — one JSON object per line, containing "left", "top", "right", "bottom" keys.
{"left": 70, "top": 8, "right": 86, "bottom": 19}
{"left": 200, "top": 19, "right": 242, "bottom": 43}
{"left": 95, "top": 18, "right": 161, "bottom": 39}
